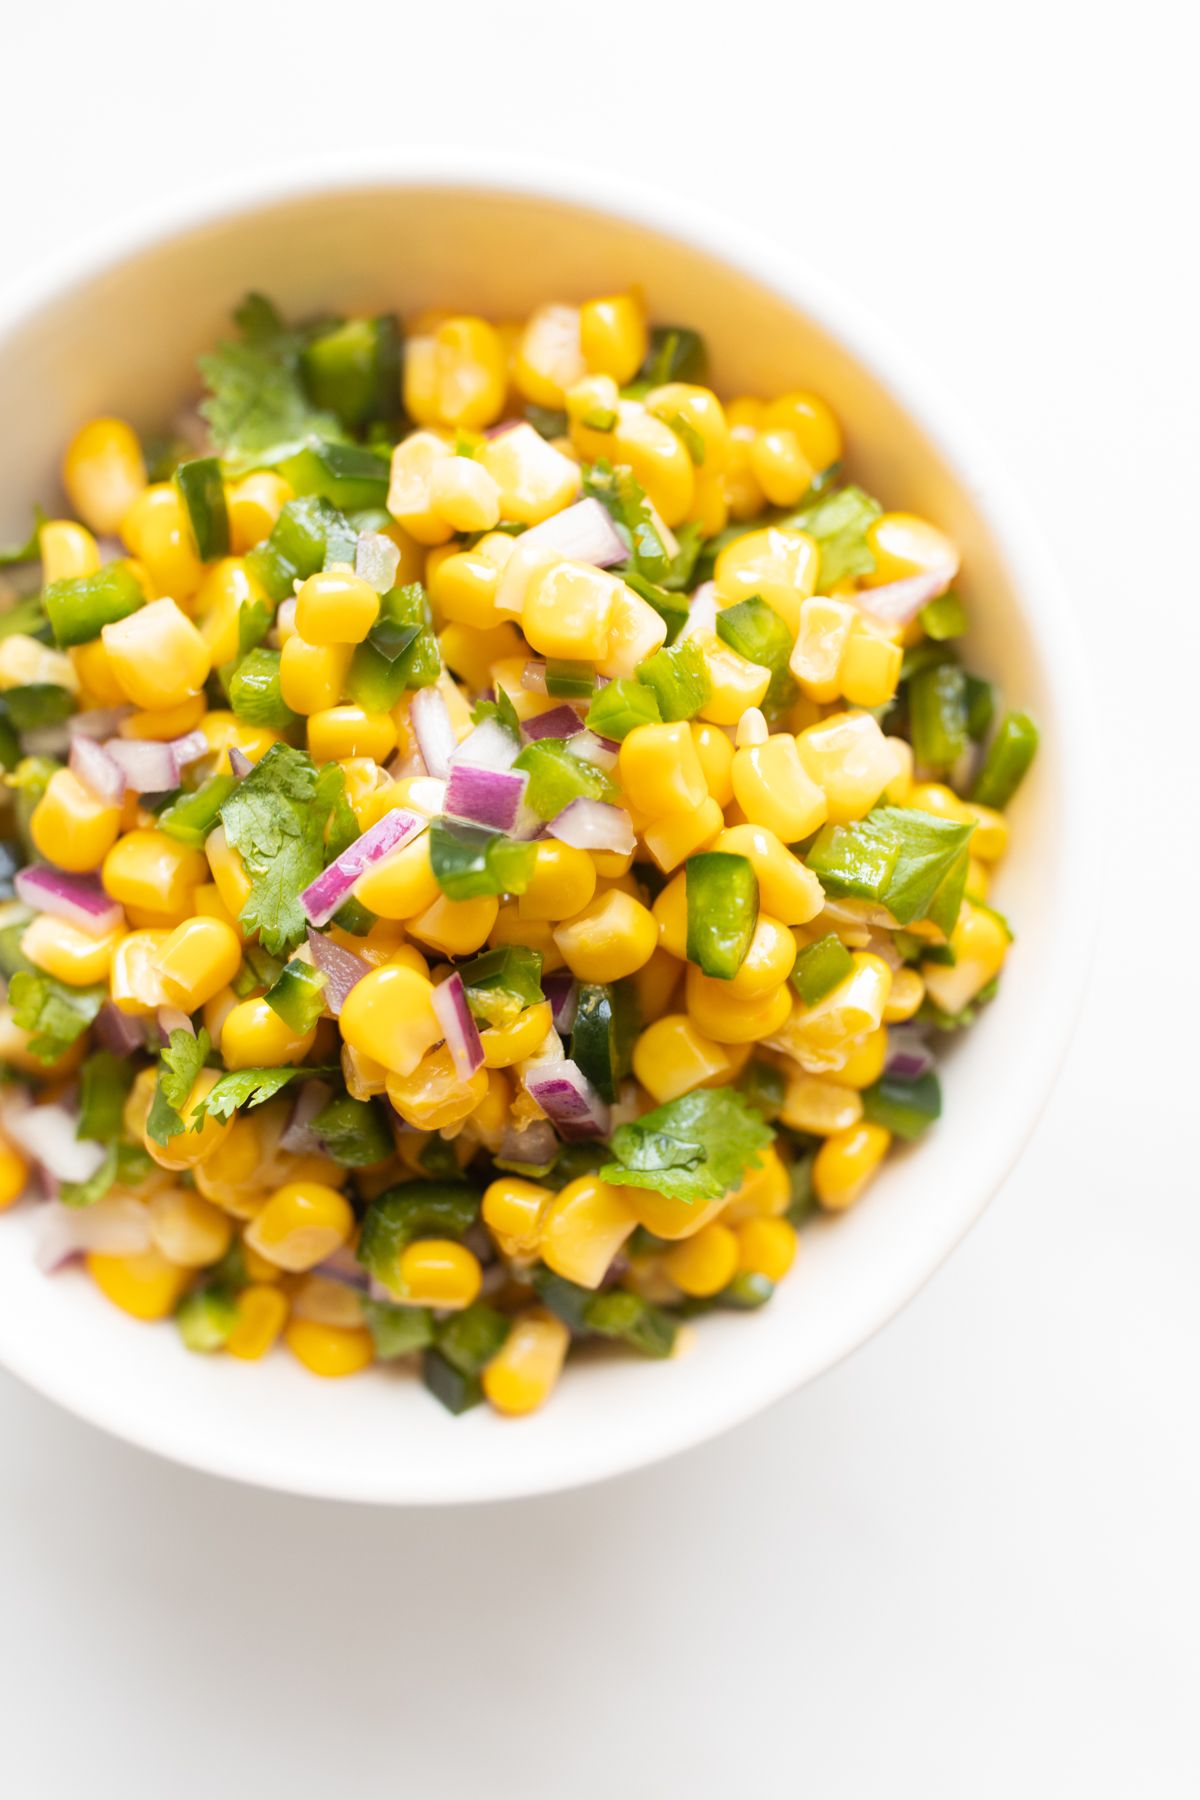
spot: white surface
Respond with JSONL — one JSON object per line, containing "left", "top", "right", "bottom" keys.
{"left": 1, "top": 0, "right": 1197, "bottom": 1790}
{"left": 0, "top": 160, "right": 1094, "bottom": 1502}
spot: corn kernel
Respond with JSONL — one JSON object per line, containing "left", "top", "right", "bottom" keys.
{"left": 726, "top": 914, "right": 798, "bottom": 999}
{"left": 662, "top": 1221, "right": 739, "bottom": 1297}
{"left": 773, "top": 952, "right": 893, "bottom": 1074}
{"left": 735, "top": 1216, "right": 797, "bottom": 1281}
{"left": 731, "top": 733, "right": 827, "bottom": 842}
{"left": 715, "top": 527, "right": 819, "bottom": 636}
{"left": 148, "top": 1187, "right": 233, "bottom": 1269}
{"left": 619, "top": 721, "right": 707, "bottom": 819}
{"left": 101, "top": 597, "right": 209, "bottom": 710}
{"left": 538, "top": 1174, "right": 638, "bottom": 1288}
{"left": 245, "top": 1180, "right": 354, "bottom": 1273}
{"left": 517, "top": 840, "right": 597, "bottom": 922}
{"left": 294, "top": 566, "right": 380, "bottom": 646}
{"left": 796, "top": 710, "right": 896, "bottom": 824}
{"left": 338, "top": 963, "right": 441, "bottom": 1076}
{"left": 713, "top": 823, "right": 825, "bottom": 925}
{"left": 480, "top": 424, "right": 582, "bottom": 525}
{"left": 611, "top": 401, "right": 694, "bottom": 526}
{"left": 408, "top": 893, "right": 498, "bottom": 958}
{"left": 87, "top": 1247, "right": 188, "bottom": 1321}
{"left": 227, "top": 471, "right": 292, "bottom": 553}
{"left": 595, "top": 584, "right": 669, "bottom": 679}
{"left": 864, "top": 512, "right": 958, "bottom": 587}
{"left": 750, "top": 426, "right": 814, "bottom": 507}
{"left": 285, "top": 1317, "right": 374, "bottom": 1377}
{"left": 200, "top": 711, "right": 281, "bottom": 768}
{"left": 684, "top": 966, "right": 792, "bottom": 1044}
{"left": 406, "top": 316, "right": 508, "bottom": 429}
{"left": 307, "top": 704, "right": 396, "bottom": 764}
{"left": 102, "top": 829, "right": 206, "bottom": 916}
{"left": 110, "top": 928, "right": 170, "bottom": 1015}
{"left": 553, "top": 889, "right": 657, "bottom": 982}
{"left": 482, "top": 1175, "right": 552, "bottom": 1256}
{"left": 483, "top": 1308, "right": 571, "bottom": 1416}
{"left": 387, "top": 430, "right": 456, "bottom": 545}
{"left": 386, "top": 1044, "right": 488, "bottom": 1130}
{"left": 690, "top": 720, "right": 734, "bottom": 808}
{"left": 40, "top": 519, "right": 100, "bottom": 584}
{"left": 204, "top": 825, "right": 252, "bottom": 920}
{"left": 62, "top": 418, "right": 146, "bottom": 534}
{"left": 144, "top": 1067, "right": 233, "bottom": 1172}
{"left": 581, "top": 293, "right": 647, "bottom": 385}
{"left": 226, "top": 1284, "right": 289, "bottom": 1359}
{"left": 633, "top": 1013, "right": 732, "bottom": 1103}
{"left": 513, "top": 304, "right": 586, "bottom": 406}
{"left": 836, "top": 1025, "right": 889, "bottom": 1089}
{"left": 120, "top": 483, "right": 203, "bottom": 599}
{"left": 721, "top": 1144, "right": 792, "bottom": 1223}
{"left": 353, "top": 831, "right": 439, "bottom": 920}
{"left": 814, "top": 1121, "right": 891, "bottom": 1210}
{"left": 392, "top": 1237, "right": 483, "bottom": 1310}
{"left": 922, "top": 899, "right": 1009, "bottom": 1015}
{"left": 522, "top": 558, "right": 621, "bottom": 661}
{"left": 641, "top": 795, "right": 724, "bottom": 874}
{"left": 0, "top": 1135, "right": 30, "bottom": 1211}
{"left": 762, "top": 392, "right": 842, "bottom": 472}
{"left": 429, "top": 455, "right": 501, "bottom": 532}
{"left": 220, "top": 997, "right": 316, "bottom": 1070}
{"left": 780, "top": 1069, "right": 863, "bottom": 1135}
{"left": 840, "top": 622, "right": 903, "bottom": 708}
{"left": 156, "top": 915, "right": 242, "bottom": 1010}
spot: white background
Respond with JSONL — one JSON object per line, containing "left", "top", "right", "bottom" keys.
{"left": 2, "top": 3, "right": 1198, "bottom": 1795}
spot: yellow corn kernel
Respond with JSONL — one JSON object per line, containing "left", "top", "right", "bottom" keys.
{"left": 482, "top": 1175, "right": 553, "bottom": 1257}
{"left": 726, "top": 914, "right": 798, "bottom": 999}
{"left": 285, "top": 1317, "right": 374, "bottom": 1377}
{"left": 144, "top": 1067, "right": 234, "bottom": 1172}
{"left": 611, "top": 401, "right": 694, "bottom": 526}
{"left": 101, "top": 597, "right": 209, "bottom": 710}
{"left": 245, "top": 1180, "right": 354, "bottom": 1273}
{"left": 814, "top": 1121, "right": 891, "bottom": 1210}
{"left": 385, "top": 1237, "right": 481, "bottom": 1311}
{"left": 220, "top": 997, "right": 317, "bottom": 1070}
{"left": 689, "top": 720, "right": 734, "bottom": 808}
{"left": 192, "top": 1104, "right": 277, "bottom": 1208}
{"left": 70, "top": 635, "right": 127, "bottom": 707}
{"left": 62, "top": 418, "right": 146, "bottom": 534}
{"left": 762, "top": 392, "right": 841, "bottom": 472}
{"left": 483, "top": 1308, "right": 570, "bottom": 1417}
{"left": 538, "top": 1174, "right": 638, "bottom": 1289}
{"left": 386, "top": 430, "right": 456, "bottom": 545}
{"left": 306, "top": 704, "right": 396, "bottom": 764}
{"left": 645, "top": 382, "right": 729, "bottom": 472}
{"left": 553, "top": 890, "right": 657, "bottom": 983}
{"left": 405, "top": 316, "right": 507, "bottom": 429}
{"left": 226, "top": 471, "right": 292, "bottom": 553}
{"left": 788, "top": 596, "right": 857, "bottom": 703}
{"left": 715, "top": 527, "right": 819, "bottom": 636}
{"left": 199, "top": 711, "right": 281, "bottom": 768}
{"left": 351, "top": 831, "right": 438, "bottom": 921}
{"left": 408, "top": 893, "right": 498, "bottom": 959}
{"left": 204, "top": 825, "right": 252, "bottom": 921}
{"left": 118, "top": 695, "right": 208, "bottom": 743}
{"left": 120, "top": 482, "right": 203, "bottom": 599}
{"left": 774, "top": 951, "right": 893, "bottom": 1074}
{"left": 963, "top": 803, "right": 1009, "bottom": 862}
{"left": 386, "top": 1045, "right": 488, "bottom": 1131}
{"left": 427, "top": 455, "right": 501, "bottom": 533}
{"left": 779, "top": 1069, "right": 863, "bottom": 1136}
{"left": 489, "top": 905, "right": 564, "bottom": 972}
{"left": 632, "top": 947, "right": 681, "bottom": 1023}
{"left": 619, "top": 721, "right": 707, "bottom": 819}
{"left": 110, "top": 928, "right": 170, "bottom": 1014}
{"left": 40, "top": 518, "right": 100, "bottom": 584}
{"left": 581, "top": 293, "right": 647, "bottom": 385}
{"left": 522, "top": 558, "right": 622, "bottom": 661}
{"left": 0, "top": 1134, "right": 29, "bottom": 1211}
{"left": 481, "top": 423, "right": 581, "bottom": 525}
{"left": 650, "top": 871, "right": 688, "bottom": 959}
{"left": 714, "top": 824, "right": 824, "bottom": 926}
{"left": 922, "top": 899, "right": 1010, "bottom": 1015}
{"left": 690, "top": 629, "right": 771, "bottom": 726}
{"left": 338, "top": 963, "right": 441, "bottom": 1076}
{"left": 474, "top": 1000, "right": 550, "bottom": 1071}
{"left": 684, "top": 966, "right": 792, "bottom": 1044}
{"left": 517, "top": 841, "right": 598, "bottom": 923}
{"left": 192, "top": 557, "right": 265, "bottom": 666}
{"left": 632, "top": 1013, "right": 732, "bottom": 1104}
{"left": 721, "top": 1143, "right": 791, "bottom": 1223}
{"left": 965, "top": 857, "right": 991, "bottom": 900}
{"left": 148, "top": 1187, "right": 233, "bottom": 1269}
{"left": 641, "top": 795, "right": 723, "bottom": 875}
{"left": 735, "top": 1216, "right": 797, "bottom": 1281}
{"left": 24, "top": 908, "right": 122, "bottom": 990}
{"left": 883, "top": 966, "right": 924, "bottom": 1022}
{"left": 102, "top": 830, "right": 206, "bottom": 916}
{"left": 796, "top": 710, "right": 896, "bottom": 824}
{"left": 0, "top": 633, "right": 77, "bottom": 696}
{"left": 909, "top": 781, "right": 973, "bottom": 825}
{"left": 429, "top": 539, "right": 515, "bottom": 633}
{"left": 662, "top": 1221, "right": 739, "bottom": 1297}
{"left": 840, "top": 623, "right": 903, "bottom": 709}
{"left": 723, "top": 411, "right": 767, "bottom": 519}
{"left": 595, "top": 584, "right": 669, "bottom": 680}
{"left": 836, "top": 1026, "right": 889, "bottom": 1090}
{"left": 274, "top": 635, "right": 350, "bottom": 716}
{"left": 731, "top": 733, "right": 827, "bottom": 842}
{"left": 864, "top": 512, "right": 959, "bottom": 587}
{"left": 224, "top": 1284, "right": 289, "bottom": 1360}
{"left": 29, "top": 768, "right": 120, "bottom": 882}
{"left": 750, "top": 426, "right": 814, "bottom": 507}
{"left": 294, "top": 566, "right": 380, "bottom": 646}
{"left": 156, "top": 915, "right": 242, "bottom": 1011}
{"left": 87, "top": 1247, "right": 188, "bottom": 1321}
{"left": 513, "top": 303, "right": 586, "bottom": 406}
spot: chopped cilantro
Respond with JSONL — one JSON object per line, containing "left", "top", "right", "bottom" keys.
{"left": 783, "top": 484, "right": 881, "bottom": 588}
{"left": 8, "top": 971, "right": 105, "bottom": 1063}
{"left": 187, "top": 1063, "right": 319, "bottom": 1127}
{"left": 601, "top": 1087, "right": 774, "bottom": 1203}
{"left": 198, "top": 293, "right": 344, "bottom": 473}
{"left": 471, "top": 685, "right": 521, "bottom": 739}
{"left": 218, "top": 744, "right": 346, "bottom": 955}
{"left": 146, "top": 1028, "right": 211, "bottom": 1146}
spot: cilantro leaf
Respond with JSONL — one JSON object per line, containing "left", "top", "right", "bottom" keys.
{"left": 217, "top": 744, "right": 345, "bottom": 955}
{"left": 77, "top": 1051, "right": 135, "bottom": 1142}
{"left": 146, "top": 1028, "right": 211, "bottom": 1146}
{"left": 601, "top": 1088, "right": 774, "bottom": 1202}
{"left": 8, "top": 971, "right": 106, "bottom": 1063}
{"left": 189, "top": 1064, "right": 328, "bottom": 1128}
{"left": 782, "top": 484, "right": 881, "bottom": 589}
{"left": 198, "top": 293, "right": 344, "bottom": 474}
{"left": 470, "top": 685, "right": 521, "bottom": 740}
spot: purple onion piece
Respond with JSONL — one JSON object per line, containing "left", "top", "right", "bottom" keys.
{"left": 542, "top": 970, "right": 579, "bottom": 1035}
{"left": 443, "top": 763, "right": 528, "bottom": 834}
{"left": 68, "top": 706, "right": 132, "bottom": 741}
{"left": 69, "top": 733, "right": 125, "bottom": 803}
{"left": 170, "top": 729, "right": 208, "bottom": 767}
{"left": 36, "top": 1194, "right": 152, "bottom": 1274}
{"left": 306, "top": 928, "right": 371, "bottom": 1015}
{"left": 228, "top": 746, "right": 253, "bottom": 779}
{"left": 103, "top": 736, "right": 180, "bottom": 793}
{"left": 856, "top": 566, "right": 956, "bottom": 629}
{"left": 431, "top": 973, "right": 485, "bottom": 1080}
{"left": 280, "top": 1078, "right": 334, "bottom": 1154}
{"left": 523, "top": 1058, "right": 610, "bottom": 1141}
{"left": 448, "top": 717, "right": 520, "bottom": 773}
{"left": 155, "top": 1006, "right": 195, "bottom": 1043}
{"left": 410, "top": 685, "right": 457, "bottom": 780}
{"left": 0, "top": 1093, "right": 107, "bottom": 1185}
{"left": 95, "top": 1000, "right": 146, "bottom": 1054}
{"left": 299, "top": 807, "right": 425, "bottom": 927}
{"left": 13, "top": 867, "right": 123, "bottom": 936}
{"left": 566, "top": 730, "right": 618, "bottom": 772}
{"left": 521, "top": 704, "right": 585, "bottom": 742}
{"left": 884, "top": 1027, "right": 936, "bottom": 1082}
{"left": 547, "top": 796, "right": 634, "bottom": 856}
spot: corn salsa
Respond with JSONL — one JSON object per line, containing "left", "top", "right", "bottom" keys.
{"left": 0, "top": 289, "right": 1036, "bottom": 1416}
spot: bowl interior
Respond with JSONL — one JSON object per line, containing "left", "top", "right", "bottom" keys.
{"left": 0, "top": 175, "right": 1085, "bottom": 1502}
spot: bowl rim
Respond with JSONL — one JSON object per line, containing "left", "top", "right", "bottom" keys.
{"left": 0, "top": 151, "right": 1098, "bottom": 1503}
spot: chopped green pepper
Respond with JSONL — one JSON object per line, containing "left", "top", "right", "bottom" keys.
{"left": 584, "top": 677, "right": 661, "bottom": 740}
{"left": 970, "top": 711, "right": 1039, "bottom": 809}
{"left": 174, "top": 457, "right": 230, "bottom": 560}
{"left": 227, "top": 648, "right": 298, "bottom": 731}
{"left": 685, "top": 851, "right": 759, "bottom": 979}
{"left": 637, "top": 639, "right": 710, "bottom": 721}
{"left": 460, "top": 945, "right": 544, "bottom": 1028}
{"left": 861, "top": 1071, "right": 942, "bottom": 1140}
{"left": 570, "top": 980, "right": 639, "bottom": 1103}
{"left": 299, "top": 316, "right": 401, "bottom": 427}
{"left": 790, "top": 932, "right": 854, "bottom": 1005}
{"left": 157, "top": 775, "right": 238, "bottom": 849}
{"left": 363, "top": 1300, "right": 435, "bottom": 1360}
{"left": 274, "top": 440, "right": 391, "bottom": 512}
{"left": 908, "top": 660, "right": 969, "bottom": 771}
{"left": 311, "top": 1091, "right": 394, "bottom": 1166}
{"left": 263, "top": 958, "right": 326, "bottom": 1034}
{"left": 429, "top": 819, "right": 536, "bottom": 900}
{"left": 43, "top": 562, "right": 144, "bottom": 648}
{"left": 511, "top": 738, "right": 617, "bottom": 818}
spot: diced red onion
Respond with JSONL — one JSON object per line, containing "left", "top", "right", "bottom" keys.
{"left": 547, "top": 797, "right": 634, "bottom": 855}
{"left": 36, "top": 1193, "right": 152, "bottom": 1273}
{"left": 497, "top": 1117, "right": 558, "bottom": 1169}
{"left": 522, "top": 704, "right": 583, "bottom": 742}
{"left": 495, "top": 499, "right": 627, "bottom": 614}
{"left": 94, "top": 1000, "right": 144, "bottom": 1054}
{"left": 355, "top": 530, "right": 401, "bottom": 595}
{"left": 300, "top": 807, "right": 426, "bottom": 927}
{"left": 678, "top": 580, "right": 717, "bottom": 641}
{"left": 13, "top": 867, "right": 123, "bottom": 936}
{"left": 443, "top": 763, "right": 528, "bottom": 834}
{"left": 410, "top": 685, "right": 457, "bottom": 780}
{"left": 431, "top": 972, "right": 485, "bottom": 1080}
{"left": 0, "top": 1093, "right": 107, "bottom": 1184}
{"left": 155, "top": 1006, "right": 195, "bottom": 1042}
{"left": 313, "top": 1242, "right": 370, "bottom": 1292}
{"left": 228, "top": 746, "right": 253, "bottom": 779}
{"left": 567, "top": 729, "right": 619, "bottom": 773}
{"left": 523, "top": 1057, "right": 610, "bottom": 1141}
{"left": 67, "top": 706, "right": 131, "bottom": 741}
{"left": 170, "top": 729, "right": 208, "bottom": 768}
{"left": 103, "top": 736, "right": 181, "bottom": 793}
{"left": 306, "top": 927, "right": 371, "bottom": 1014}
{"left": 69, "top": 733, "right": 125, "bottom": 803}
{"left": 885, "top": 1027, "right": 936, "bottom": 1081}
{"left": 856, "top": 565, "right": 957, "bottom": 629}
{"left": 449, "top": 717, "right": 520, "bottom": 773}
{"left": 542, "top": 970, "right": 579, "bottom": 1035}
{"left": 280, "top": 1077, "right": 334, "bottom": 1154}
{"left": 521, "top": 661, "right": 548, "bottom": 695}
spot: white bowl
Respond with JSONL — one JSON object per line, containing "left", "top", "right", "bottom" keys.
{"left": 0, "top": 155, "right": 1095, "bottom": 1504}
